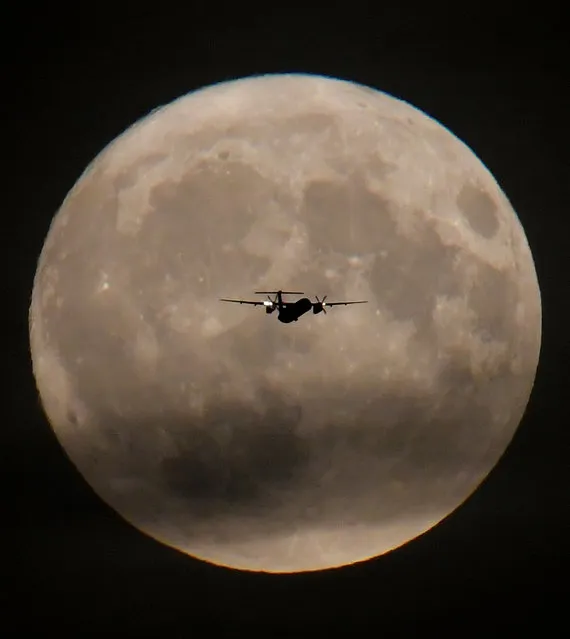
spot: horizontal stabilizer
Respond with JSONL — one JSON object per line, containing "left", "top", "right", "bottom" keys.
{"left": 255, "top": 290, "right": 304, "bottom": 295}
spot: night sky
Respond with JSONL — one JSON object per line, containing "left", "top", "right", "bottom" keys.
{"left": 6, "top": 4, "right": 567, "bottom": 635}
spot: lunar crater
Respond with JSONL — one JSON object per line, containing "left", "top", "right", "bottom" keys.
{"left": 457, "top": 182, "right": 500, "bottom": 238}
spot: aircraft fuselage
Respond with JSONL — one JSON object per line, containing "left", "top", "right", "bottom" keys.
{"left": 277, "top": 297, "right": 313, "bottom": 323}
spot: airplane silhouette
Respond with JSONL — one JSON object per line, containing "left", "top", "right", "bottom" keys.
{"left": 219, "top": 290, "right": 368, "bottom": 323}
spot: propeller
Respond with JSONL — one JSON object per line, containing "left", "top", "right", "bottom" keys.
{"left": 315, "top": 295, "right": 328, "bottom": 314}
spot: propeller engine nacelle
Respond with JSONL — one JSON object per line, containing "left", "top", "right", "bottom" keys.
{"left": 264, "top": 296, "right": 277, "bottom": 314}
{"left": 313, "top": 295, "right": 327, "bottom": 314}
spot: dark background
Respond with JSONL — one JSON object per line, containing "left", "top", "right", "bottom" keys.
{"left": 5, "top": 3, "right": 567, "bottom": 635}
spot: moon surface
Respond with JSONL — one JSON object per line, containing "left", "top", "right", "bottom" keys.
{"left": 29, "top": 73, "right": 541, "bottom": 573}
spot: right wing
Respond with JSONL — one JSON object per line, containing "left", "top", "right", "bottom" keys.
{"left": 219, "top": 298, "right": 265, "bottom": 306}
{"left": 323, "top": 300, "right": 368, "bottom": 307}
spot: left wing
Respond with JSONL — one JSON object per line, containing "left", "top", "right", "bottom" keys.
{"left": 219, "top": 298, "right": 265, "bottom": 306}
{"left": 324, "top": 300, "right": 368, "bottom": 307}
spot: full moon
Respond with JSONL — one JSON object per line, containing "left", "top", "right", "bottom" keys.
{"left": 30, "top": 74, "right": 541, "bottom": 572}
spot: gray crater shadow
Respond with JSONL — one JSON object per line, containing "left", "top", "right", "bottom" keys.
{"left": 159, "top": 392, "right": 307, "bottom": 518}
{"left": 295, "top": 380, "right": 497, "bottom": 527}
{"left": 70, "top": 364, "right": 506, "bottom": 547}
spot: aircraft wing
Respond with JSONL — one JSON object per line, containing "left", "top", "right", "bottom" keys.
{"left": 219, "top": 298, "right": 265, "bottom": 306}
{"left": 324, "top": 300, "right": 368, "bottom": 307}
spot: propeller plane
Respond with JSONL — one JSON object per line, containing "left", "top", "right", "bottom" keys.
{"left": 219, "top": 290, "right": 367, "bottom": 323}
